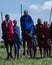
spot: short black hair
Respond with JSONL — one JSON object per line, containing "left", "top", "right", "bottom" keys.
{"left": 5, "top": 14, "right": 9, "bottom": 18}
{"left": 24, "top": 10, "right": 28, "bottom": 14}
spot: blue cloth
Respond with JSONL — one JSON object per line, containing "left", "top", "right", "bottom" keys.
{"left": 20, "top": 15, "right": 37, "bottom": 45}
{"left": 14, "top": 26, "right": 20, "bottom": 39}
{"left": 14, "top": 41, "right": 19, "bottom": 53}
{"left": 20, "top": 15, "right": 35, "bottom": 33}
{"left": 14, "top": 25, "right": 21, "bottom": 53}
{"left": 32, "top": 34, "right": 37, "bottom": 46}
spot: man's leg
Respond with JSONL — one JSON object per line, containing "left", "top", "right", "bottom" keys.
{"left": 33, "top": 45, "right": 36, "bottom": 58}
{"left": 9, "top": 42, "right": 13, "bottom": 58}
{"left": 43, "top": 48, "right": 46, "bottom": 57}
{"left": 49, "top": 46, "right": 51, "bottom": 57}
{"left": 14, "top": 43, "right": 16, "bottom": 58}
{"left": 27, "top": 39, "right": 32, "bottom": 57}
{"left": 27, "top": 42, "right": 29, "bottom": 55}
{"left": 23, "top": 40, "right": 26, "bottom": 55}
{"left": 5, "top": 43, "right": 9, "bottom": 59}
{"left": 29, "top": 48, "right": 32, "bottom": 58}
{"left": 39, "top": 47, "right": 42, "bottom": 58}
{"left": 17, "top": 47, "right": 19, "bottom": 59}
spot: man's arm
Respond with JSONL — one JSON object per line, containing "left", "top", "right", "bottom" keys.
{"left": 20, "top": 16, "right": 26, "bottom": 32}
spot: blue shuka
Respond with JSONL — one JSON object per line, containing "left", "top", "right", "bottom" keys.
{"left": 20, "top": 14, "right": 37, "bottom": 45}
{"left": 20, "top": 15, "right": 34, "bottom": 33}
{"left": 14, "top": 25, "right": 21, "bottom": 53}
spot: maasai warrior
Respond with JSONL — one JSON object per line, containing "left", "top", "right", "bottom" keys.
{"left": 13, "top": 20, "right": 22, "bottom": 59}
{"left": 49, "top": 22, "right": 52, "bottom": 39}
{"left": 36, "top": 18, "right": 44, "bottom": 57}
{"left": 43, "top": 21, "right": 51, "bottom": 57}
{"left": 2, "top": 14, "right": 14, "bottom": 59}
{"left": 20, "top": 10, "right": 36, "bottom": 58}
{"left": 48, "top": 22, "right": 52, "bottom": 45}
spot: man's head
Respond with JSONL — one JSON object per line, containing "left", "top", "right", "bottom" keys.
{"left": 37, "top": 18, "right": 42, "bottom": 24}
{"left": 24, "top": 10, "right": 28, "bottom": 15}
{"left": 13, "top": 19, "right": 17, "bottom": 26}
{"left": 44, "top": 21, "right": 48, "bottom": 26}
{"left": 51, "top": 22, "right": 52, "bottom": 26}
{"left": 5, "top": 14, "right": 10, "bottom": 21}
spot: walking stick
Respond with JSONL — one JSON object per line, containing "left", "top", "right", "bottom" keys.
{"left": 49, "top": 6, "right": 52, "bottom": 24}
{"left": 1, "top": 12, "right": 4, "bottom": 35}
{"left": 1, "top": 12, "right": 3, "bottom": 22}
{"left": 21, "top": 4, "right": 22, "bottom": 16}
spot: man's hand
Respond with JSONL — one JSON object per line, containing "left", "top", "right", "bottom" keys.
{"left": 26, "top": 31, "right": 32, "bottom": 37}
{"left": 42, "top": 35, "right": 45, "bottom": 38}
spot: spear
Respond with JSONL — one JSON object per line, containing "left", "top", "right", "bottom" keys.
{"left": 21, "top": 4, "right": 22, "bottom": 16}
{"left": 49, "top": 6, "right": 52, "bottom": 24}
{"left": 1, "top": 12, "right": 3, "bottom": 31}
{"left": 1, "top": 12, "right": 3, "bottom": 22}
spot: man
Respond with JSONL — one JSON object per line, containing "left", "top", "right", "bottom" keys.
{"left": 2, "top": 14, "right": 14, "bottom": 59}
{"left": 20, "top": 10, "right": 36, "bottom": 58}
{"left": 49, "top": 22, "right": 52, "bottom": 39}
{"left": 36, "top": 18, "right": 44, "bottom": 57}
{"left": 13, "top": 20, "right": 22, "bottom": 59}
{"left": 43, "top": 21, "right": 51, "bottom": 57}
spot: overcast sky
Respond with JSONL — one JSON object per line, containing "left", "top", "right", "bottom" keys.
{"left": 0, "top": 0, "right": 52, "bottom": 40}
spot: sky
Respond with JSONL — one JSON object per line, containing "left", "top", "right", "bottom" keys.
{"left": 0, "top": 0, "right": 52, "bottom": 40}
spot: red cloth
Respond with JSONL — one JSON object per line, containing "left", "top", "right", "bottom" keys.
{"left": 22, "top": 32, "right": 36, "bottom": 50}
{"left": 49, "top": 26, "right": 52, "bottom": 38}
{"left": 2, "top": 20, "right": 15, "bottom": 41}
{"left": 36, "top": 24, "right": 43, "bottom": 35}
{"left": 43, "top": 25, "right": 50, "bottom": 38}
{"left": 36, "top": 24, "right": 44, "bottom": 48}
{"left": 43, "top": 26, "right": 50, "bottom": 48}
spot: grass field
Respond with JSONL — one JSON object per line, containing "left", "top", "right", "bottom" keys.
{"left": 0, "top": 42, "right": 52, "bottom": 65}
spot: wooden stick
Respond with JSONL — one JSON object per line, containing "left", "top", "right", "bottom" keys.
{"left": 21, "top": 4, "right": 22, "bottom": 16}
{"left": 49, "top": 6, "right": 52, "bottom": 24}
{"left": 1, "top": 12, "right": 3, "bottom": 22}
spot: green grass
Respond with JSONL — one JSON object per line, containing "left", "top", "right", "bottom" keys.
{"left": 0, "top": 43, "right": 52, "bottom": 65}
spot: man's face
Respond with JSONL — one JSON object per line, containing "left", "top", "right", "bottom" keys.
{"left": 5, "top": 15, "right": 9, "bottom": 21}
{"left": 13, "top": 20, "right": 17, "bottom": 26}
{"left": 51, "top": 23, "right": 52, "bottom": 26}
{"left": 44, "top": 22, "right": 48, "bottom": 26}
{"left": 24, "top": 10, "right": 28, "bottom": 15}
{"left": 37, "top": 20, "right": 41, "bottom": 24}
{"left": 37, "top": 19, "right": 42, "bottom": 25}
